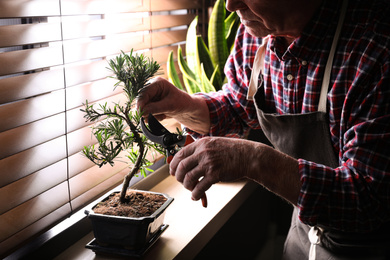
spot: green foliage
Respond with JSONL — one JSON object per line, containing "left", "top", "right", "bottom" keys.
{"left": 178, "top": 46, "right": 202, "bottom": 94}
{"left": 167, "top": 0, "right": 240, "bottom": 94}
{"left": 167, "top": 51, "right": 184, "bottom": 91}
{"left": 81, "top": 50, "right": 164, "bottom": 202}
{"left": 108, "top": 50, "right": 160, "bottom": 102}
{"left": 208, "top": 0, "right": 229, "bottom": 79}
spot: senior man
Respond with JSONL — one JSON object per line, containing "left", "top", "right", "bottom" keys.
{"left": 138, "top": 0, "right": 390, "bottom": 258}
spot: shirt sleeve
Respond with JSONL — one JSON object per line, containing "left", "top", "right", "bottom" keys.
{"left": 186, "top": 25, "right": 263, "bottom": 138}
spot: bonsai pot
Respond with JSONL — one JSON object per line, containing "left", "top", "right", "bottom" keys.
{"left": 85, "top": 190, "right": 174, "bottom": 250}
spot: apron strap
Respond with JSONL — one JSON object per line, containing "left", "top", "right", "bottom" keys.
{"left": 309, "top": 226, "right": 322, "bottom": 260}
{"left": 318, "top": 0, "right": 348, "bottom": 112}
{"left": 309, "top": 1, "right": 348, "bottom": 259}
{"left": 247, "top": 36, "right": 269, "bottom": 100}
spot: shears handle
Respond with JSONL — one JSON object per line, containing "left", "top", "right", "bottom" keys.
{"left": 166, "top": 135, "right": 194, "bottom": 163}
{"left": 166, "top": 135, "right": 208, "bottom": 208}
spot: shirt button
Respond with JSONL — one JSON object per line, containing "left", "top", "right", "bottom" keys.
{"left": 302, "top": 60, "right": 308, "bottom": 66}
{"left": 287, "top": 74, "right": 294, "bottom": 81}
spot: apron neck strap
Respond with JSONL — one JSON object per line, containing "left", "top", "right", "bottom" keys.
{"left": 318, "top": 0, "right": 348, "bottom": 112}
{"left": 247, "top": 35, "right": 270, "bottom": 100}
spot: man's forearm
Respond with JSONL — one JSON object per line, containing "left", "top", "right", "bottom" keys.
{"left": 247, "top": 143, "right": 301, "bottom": 205}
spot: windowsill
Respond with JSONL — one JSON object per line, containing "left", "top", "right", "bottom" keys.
{"left": 53, "top": 163, "right": 258, "bottom": 260}
{"left": 5, "top": 121, "right": 265, "bottom": 260}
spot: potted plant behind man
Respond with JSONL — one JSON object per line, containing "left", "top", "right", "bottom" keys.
{"left": 81, "top": 50, "right": 174, "bottom": 256}
{"left": 167, "top": 0, "right": 240, "bottom": 94}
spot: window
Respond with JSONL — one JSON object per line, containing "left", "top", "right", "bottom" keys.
{"left": 0, "top": 0, "right": 203, "bottom": 257}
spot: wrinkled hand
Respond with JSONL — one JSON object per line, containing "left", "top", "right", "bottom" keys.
{"left": 137, "top": 77, "right": 211, "bottom": 135}
{"left": 137, "top": 77, "right": 189, "bottom": 121}
{"left": 169, "top": 137, "right": 253, "bottom": 203}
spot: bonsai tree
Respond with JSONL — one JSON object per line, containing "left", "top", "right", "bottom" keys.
{"left": 81, "top": 50, "right": 164, "bottom": 203}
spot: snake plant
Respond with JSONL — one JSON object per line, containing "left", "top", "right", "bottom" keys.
{"left": 167, "top": 0, "right": 240, "bottom": 94}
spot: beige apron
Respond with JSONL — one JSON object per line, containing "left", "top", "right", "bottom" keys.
{"left": 248, "top": 0, "right": 389, "bottom": 259}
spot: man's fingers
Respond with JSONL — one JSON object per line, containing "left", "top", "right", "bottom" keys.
{"left": 137, "top": 77, "right": 168, "bottom": 113}
{"left": 201, "top": 195, "right": 208, "bottom": 208}
{"left": 192, "top": 176, "right": 213, "bottom": 199}
{"left": 169, "top": 142, "right": 196, "bottom": 176}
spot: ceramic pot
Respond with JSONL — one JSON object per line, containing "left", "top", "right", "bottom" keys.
{"left": 85, "top": 190, "right": 173, "bottom": 250}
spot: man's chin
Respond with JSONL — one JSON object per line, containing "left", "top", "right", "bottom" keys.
{"left": 244, "top": 26, "right": 268, "bottom": 38}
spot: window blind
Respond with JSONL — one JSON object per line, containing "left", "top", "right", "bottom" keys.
{"left": 0, "top": 0, "right": 202, "bottom": 257}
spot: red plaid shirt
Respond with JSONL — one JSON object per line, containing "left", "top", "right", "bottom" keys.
{"left": 191, "top": 0, "right": 390, "bottom": 233}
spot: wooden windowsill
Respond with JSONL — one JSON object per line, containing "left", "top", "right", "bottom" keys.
{"left": 54, "top": 163, "right": 258, "bottom": 260}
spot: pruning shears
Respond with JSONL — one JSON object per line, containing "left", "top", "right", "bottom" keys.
{"left": 140, "top": 113, "right": 194, "bottom": 163}
{"left": 140, "top": 113, "right": 208, "bottom": 207}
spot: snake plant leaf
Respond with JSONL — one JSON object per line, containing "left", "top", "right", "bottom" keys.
{"left": 200, "top": 64, "right": 217, "bottom": 93}
{"left": 178, "top": 46, "right": 201, "bottom": 94}
{"left": 196, "top": 35, "right": 214, "bottom": 80}
{"left": 225, "top": 12, "right": 241, "bottom": 52}
{"left": 208, "top": 0, "right": 229, "bottom": 81}
{"left": 210, "top": 65, "right": 223, "bottom": 91}
{"left": 167, "top": 50, "right": 185, "bottom": 91}
{"left": 182, "top": 76, "right": 196, "bottom": 94}
{"left": 165, "top": 0, "right": 239, "bottom": 93}
{"left": 224, "top": 11, "right": 237, "bottom": 37}
{"left": 186, "top": 16, "right": 201, "bottom": 85}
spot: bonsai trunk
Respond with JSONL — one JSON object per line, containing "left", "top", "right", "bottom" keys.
{"left": 119, "top": 117, "right": 145, "bottom": 203}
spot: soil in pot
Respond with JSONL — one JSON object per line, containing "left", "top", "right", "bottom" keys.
{"left": 93, "top": 190, "right": 168, "bottom": 218}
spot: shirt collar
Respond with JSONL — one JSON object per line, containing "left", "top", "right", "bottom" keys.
{"left": 269, "top": 0, "right": 342, "bottom": 64}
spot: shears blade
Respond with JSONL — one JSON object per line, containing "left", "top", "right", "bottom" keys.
{"left": 146, "top": 113, "right": 170, "bottom": 136}
{"left": 140, "top": 114, "right": 166, "bottom": 145}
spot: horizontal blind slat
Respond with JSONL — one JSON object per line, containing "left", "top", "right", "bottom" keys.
{"left": 67, "top": 127, "right": 98, "bottom": 157}
{"left": 60, "top": 0, "right": 200, "bottom": 15}
{"left": 64, "top": 60, "right": 110, "bottom": 87}
{"left": 62, "top": 30, "right": 186, "bottom": 64}
{"left": 151, "top": 14, "right": 195, "bottom": 30}
{"left": 68, "top": 153, "right": 95, "bottom": 179}
{"left": 0, "top": 204, "right": 71, "bottom": 257}
{"left": 60, "top": 0, "right": 146, "bottom": 15}
{"left": 0, "top": 183, "right": 69, "bottom": 243}
{"left": 0, "top": 0, "right": 60, "bottom": 18}
{"left": 0, "top": 23, "right": 62, "bottom": 48}
{"left": 0, "top": 46, "right": 64, "bottom": 76}
{"left": 0, "top": 136, "right": 67, "bottom": 187}
{"left": 0, "top": 113, "right": 66, "bottom": 159}
{"left": 0, "top": 160, "right": 68, "bottom": 215}
{"left": 0, "top": 90, "right": 65, "bottom": 132}
{"left": 151, "top": 29, "right": 187, "bottom": 48}
{"left": 61, "top": 15, "right": 147, "bottom": 40}
{"left": 65, "top": 78, "right": 121, "bottom": 110}
{"left": 62, "top": 38, "right": 145, "bottom": 64}
{"left": 61, "top": 14, "right": 195, "bottom": 40}
{"left": 150, "top": 0, "right": 202, "bottom": 11}
{"left": 145, "top": 45, "right": 181, "bottom": 66}
{"left": 0, "top": 68, "right": 65, "bottom": 105}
